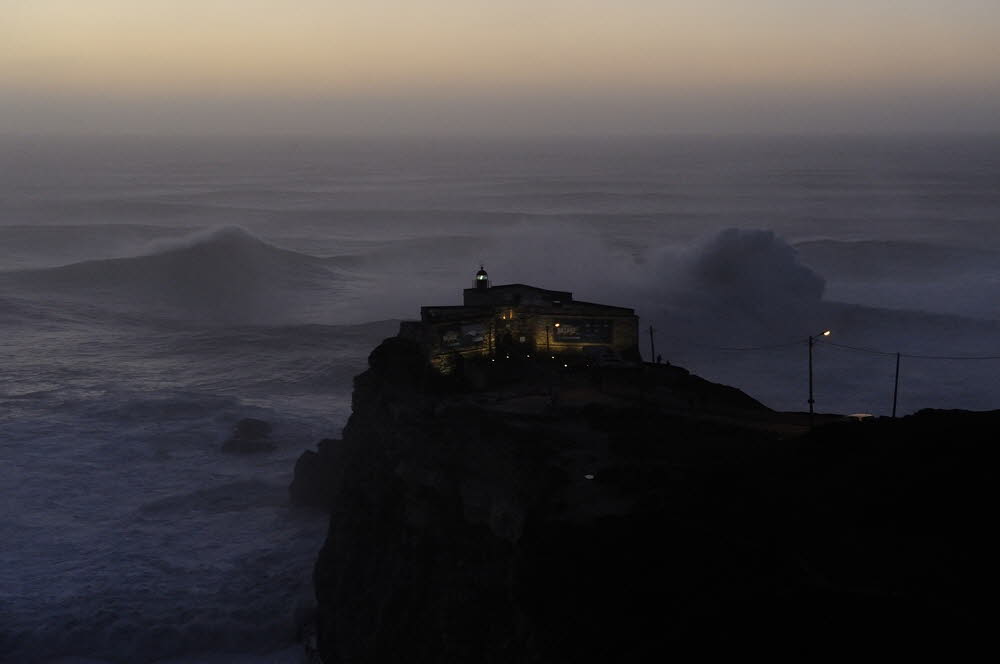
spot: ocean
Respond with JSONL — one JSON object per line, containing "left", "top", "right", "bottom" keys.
{"left": 2, "top": 134, "right": 999, "bottom": 662}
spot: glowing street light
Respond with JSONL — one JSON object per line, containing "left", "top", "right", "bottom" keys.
{"left": 808, "top": 330, "right": 831, "bottom": 428}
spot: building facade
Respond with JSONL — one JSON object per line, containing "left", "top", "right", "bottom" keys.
{"left": 399, "top": 267, "right": 640, "bottom": 373}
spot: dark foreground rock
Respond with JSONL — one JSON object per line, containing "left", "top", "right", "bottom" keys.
{"left": 289, "top": 439, "right": 342, "bottom": 507}
{"left": 295, "top": 338, "right": 995, "bottom": 661}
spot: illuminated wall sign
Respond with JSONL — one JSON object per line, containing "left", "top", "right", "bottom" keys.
{"left": 553, "top": 319, "right": 613, "bottom": 343}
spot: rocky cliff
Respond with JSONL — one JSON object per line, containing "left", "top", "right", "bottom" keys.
{"left": 292, "top": 337, "right": 994, "bottom": 661}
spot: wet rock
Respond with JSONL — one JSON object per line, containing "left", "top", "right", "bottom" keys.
{"left": 221, "top": 417, "right": 276, "bottom": 453}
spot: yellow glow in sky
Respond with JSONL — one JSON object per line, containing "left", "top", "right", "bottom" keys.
{"left": 4, "top": 0, "right": 999, "bottom": 94}
{"left": 3, "top": 1, "right": 999, "bottom": 133}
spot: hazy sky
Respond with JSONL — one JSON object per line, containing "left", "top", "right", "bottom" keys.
{"left": 3, "top": 0, "right": 999, "bottom": 134}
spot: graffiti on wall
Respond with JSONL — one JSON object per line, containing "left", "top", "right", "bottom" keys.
{"left": 441, "top": 323, "right": 486, "bottom": 349}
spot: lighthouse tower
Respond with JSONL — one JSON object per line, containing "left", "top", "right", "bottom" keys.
{"left": 474, "top": 265, "right": 490, "bottom": 291}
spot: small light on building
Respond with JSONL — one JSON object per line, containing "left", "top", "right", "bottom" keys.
{"left": 563, "top": 363, "right": 568, "bottom": 368}
{"left": 554, "top": 323, "right": 561, "bottom": 328}
{"left": 584, "top": 474, "right": 595, "bottom": 480}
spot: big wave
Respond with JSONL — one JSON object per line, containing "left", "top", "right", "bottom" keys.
{"left": 0, "top": 227, "right": 343, "bottom": 323}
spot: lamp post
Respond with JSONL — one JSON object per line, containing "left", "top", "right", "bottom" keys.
{"left": 808, "top": 330, "right": 831, "bottom": 428}
{"left": 546, "top": 322, "right": 561, "bottom": 398}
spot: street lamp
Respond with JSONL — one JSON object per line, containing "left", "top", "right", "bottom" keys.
{"left": 808, "top": 330, "right": 831, "bottom": 428}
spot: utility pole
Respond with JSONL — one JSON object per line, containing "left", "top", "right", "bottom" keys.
{"left": 808, "top": 335, "right": 815, "bottom": 429}
{"left": 807, "top": 330, "right": 830, "bottom": 430}
{"left": 892, "top": 352, "right": 900, "bottom": 418}
{"left": 648, "top": 325, "right": 656, "bottom": 364}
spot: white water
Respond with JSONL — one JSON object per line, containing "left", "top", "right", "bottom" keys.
{"left": 2, "top": 135, "right": 999, "bottom": 662}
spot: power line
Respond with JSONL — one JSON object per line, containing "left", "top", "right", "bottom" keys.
{"left": 651, "top": 328, "right": 999, "bottom": 417}
{"left": 820, "top": 339, "right": 1000, "bottom": 361}
{"left": 656, "top": 329, "right": 1000, "bottom": 360}
{"left": 655, "top": 331, "right": 804, "bottom": 353}
{"left": 711, "top": 340, "right": 804, "bottom": 352}
{"left": 821, "top": 340, "right": 897, "bottom": 357}
{"left": 901, "top": 352, "right": 1000, "bottom": 361}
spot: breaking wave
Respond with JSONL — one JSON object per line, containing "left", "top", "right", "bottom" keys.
{"left": 679, "top": 228, "right": 826, "bottom": 304}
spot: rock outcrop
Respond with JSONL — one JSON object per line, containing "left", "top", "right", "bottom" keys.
{"left": 222, "top": 417, "right": 276, "bottom": 453}
{"left": 294, "top": 337, "right": 994, "bottom": 661}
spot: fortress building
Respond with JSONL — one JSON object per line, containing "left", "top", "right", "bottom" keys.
{"left": 400, "top": 266, "right": 640, "bottom": 374}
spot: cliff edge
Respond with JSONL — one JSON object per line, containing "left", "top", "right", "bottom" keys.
{"left": 293, "top": 337, "right": 994, "bottom": 661}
